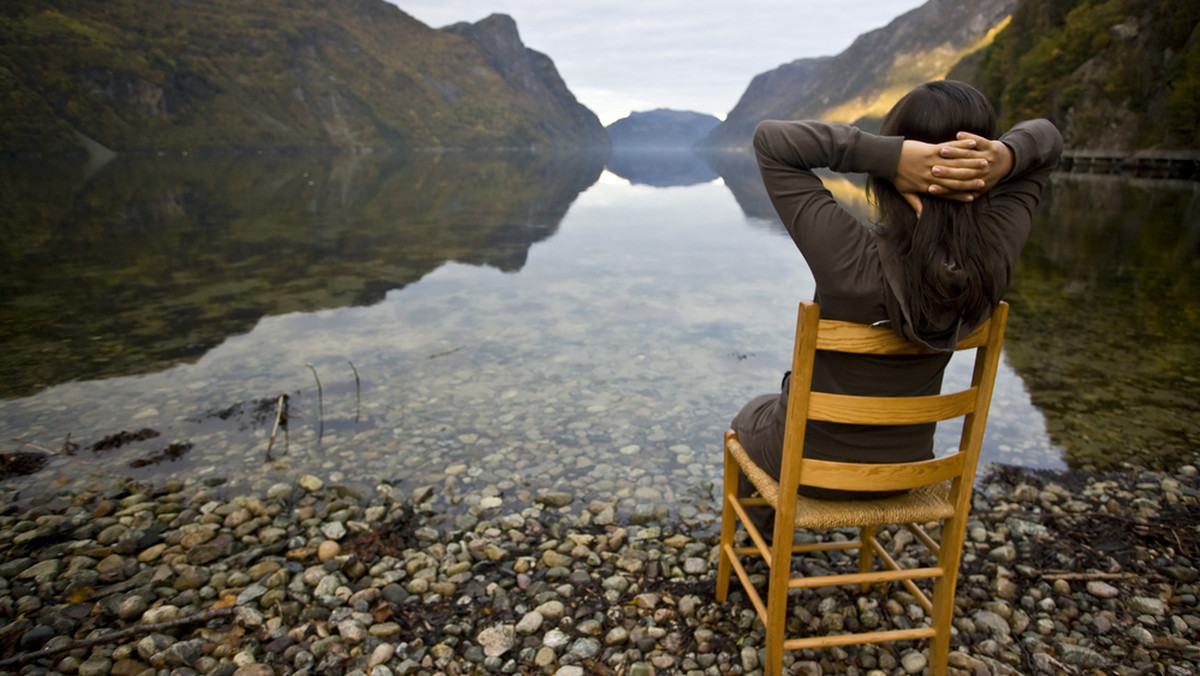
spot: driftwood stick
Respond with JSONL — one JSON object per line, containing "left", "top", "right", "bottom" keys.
{"left": 427, "top": 346, "right": 462, "bottom": 359}
{"left": 9, "top": 439, "right": 56, "bottom": 455}
{"left": 0, "top": 605, "right": 234, "bottom": 668}
{"left": 305, "top": 364, "right": 324, "bottom": 441}
{"left": 348, "top": 360, "right": 361, "bottom": 422}
{"left": 266, "top": 393, "right": 287, "bottom": 458}
{"left": 1040, "top": 572, "right": 1146, "bottom": 581}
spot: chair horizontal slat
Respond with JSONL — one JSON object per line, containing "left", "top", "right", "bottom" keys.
{"left": 815, "top": 318, "right": 991, "bottom": 355}
{"left": 787, "top": 566, "right": 944, "bottom": 589}
{"left": 808, "top": 389, "right": 976, "bottom": 425}
{"left": 797, "top": 456, "right": 964, "bottom": 492}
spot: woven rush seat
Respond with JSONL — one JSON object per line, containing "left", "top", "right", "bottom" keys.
{"left": 725, "top": 433, "right": 955, "bottom": 529}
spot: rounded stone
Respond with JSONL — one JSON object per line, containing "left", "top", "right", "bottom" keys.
{"left": 317, "top": 540, "right": 341, "bottom": 561}
{"left": 299, "top": 475, "right": 324, "bottom": 492}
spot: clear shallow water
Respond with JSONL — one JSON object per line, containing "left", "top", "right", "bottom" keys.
{"left": 2, "top": 151, "right": 1196, "bottom": 522}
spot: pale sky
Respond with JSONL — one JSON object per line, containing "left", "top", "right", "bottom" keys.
{"left": 389, "top": 1, "right": 927, "bottom": 125}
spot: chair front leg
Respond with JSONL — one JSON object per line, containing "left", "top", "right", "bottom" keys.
{"left": 715, "top": 444, "right": 740, "bottom": 601}
{"left": 929, "top": 515, "right": 967, "bottom": 676}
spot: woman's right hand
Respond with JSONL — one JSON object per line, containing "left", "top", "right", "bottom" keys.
{"left": 940, "top": 132, "right": 1014, "bottom": 194}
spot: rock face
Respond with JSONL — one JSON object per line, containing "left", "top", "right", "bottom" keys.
{"left": 698, "top": 0, "right": 1016, "bottom": 149}
{"left": 0, "top": 0, "right": 607, "bottom": 153}
{"left": 606, "top": 109, "right": 722, "bottom": 150}
{"left": 700, "top": 57, "right": 835, "bottom": 151}
{"left": 952, "top": 1, "right": 1200, "bottom": 151}
{"left": 443, "top": 14, "right": 609, "bottom": 151}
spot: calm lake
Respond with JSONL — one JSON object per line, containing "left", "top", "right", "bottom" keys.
{"left": 2, "top": 150, "right": 1197, "bottom": 526}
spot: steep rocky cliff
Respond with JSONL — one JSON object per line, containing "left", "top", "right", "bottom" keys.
{"left": 0, "top": 0, "right": 607, "bottom": 154}
{"left": 951, "top": 0, "right": 1200, "bottom": 151}
{"left": 443, "top": 14, "right": 608, "bottom": 151}
{"left": 698, "top": 0, "right": 1015, "bottom": 149}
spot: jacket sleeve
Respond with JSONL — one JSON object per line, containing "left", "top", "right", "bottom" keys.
{"left": 985, "top": 119, "right": 1064, "bottom": 265}
{"left": 753, "top": 120, "right": 903, "bottom": 296}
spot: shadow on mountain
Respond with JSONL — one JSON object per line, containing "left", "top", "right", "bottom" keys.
{"left": 604, "top": 149, "right": 719, "bottom": 188}
{"left": 0, "top": 149, "right": 605, "bottom": 398}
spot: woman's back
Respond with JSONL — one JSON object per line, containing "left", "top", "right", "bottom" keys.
{"left": 732, "top": 81, "right": 1062, "bottom": 516}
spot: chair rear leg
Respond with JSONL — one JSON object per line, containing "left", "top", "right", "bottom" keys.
{"left": 858, "top": 524, "right": 877, "bottom": 592}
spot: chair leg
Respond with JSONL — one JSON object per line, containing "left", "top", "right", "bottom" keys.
{"left": 929, "top": 517, "right": 967, "bottom": 676}
{"left": 715, "top": 445, "right": 740, "bottom": 601}
{"left": 763, "top": 517, "right": 794, "bottom": 676}
{"left": 763, "top": 572, "right": 787, "bottom": 674}
{"left": 857, "top": 524, "right": 876, "bottom": 592}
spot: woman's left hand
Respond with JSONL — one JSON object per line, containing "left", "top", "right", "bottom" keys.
{"left": 895, "top": 137, "right": 993, "bottom": 202}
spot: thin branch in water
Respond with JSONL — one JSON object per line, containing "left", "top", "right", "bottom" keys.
{"left": 348, "top": 360, "right": 361, "bottom": 422}
{"left": 0, "top": 605, "right": 234, "bottom": 668}
{"left": 428, "top": 346, "right": 462, "bottom": 359}
{"left": 265, "top": 393, "right": 289, "bottom": 461}
{"left": 305, "top": 364, "right": 324, "bottom": 442}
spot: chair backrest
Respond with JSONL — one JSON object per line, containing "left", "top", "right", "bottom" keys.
{"left": 778, "top": 300, "right": 1009, "bottom": 504}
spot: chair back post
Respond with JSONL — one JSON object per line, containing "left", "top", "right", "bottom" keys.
{"left": 775, "top": 301, "right": 821, "bottom": 543}
{"left": 949, "top": 301, "right": 1009, "bottom": 511}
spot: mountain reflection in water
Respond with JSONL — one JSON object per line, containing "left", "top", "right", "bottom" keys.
{"left": 0, "top": 150, "right": 1196, "bottom": 513}
{"left": 0, "top": 150, "right": 605, "bottom": 398}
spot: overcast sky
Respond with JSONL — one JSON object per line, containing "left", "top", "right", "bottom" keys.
{"left": 389, "top": 1, "right": 927, "bottom": 125}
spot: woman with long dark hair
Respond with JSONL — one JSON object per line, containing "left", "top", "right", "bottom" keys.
{"left": 732, "top": 80, "right": 1062, "bottom": 528}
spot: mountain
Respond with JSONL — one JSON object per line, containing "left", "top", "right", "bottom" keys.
{"left": 443, "top": 14, "right": 608, "bottom": 150}
{"left": 606, "top": 109, "right": 722, "bottom": 149}
{"left": 951, "top": 0, "right": 1200, "bottom": 151}
{"left": 0, "top": 1, "right": 607, "bottom": 154}
{"left": 698, "top": 0, "right": 1015, "bottom": 149}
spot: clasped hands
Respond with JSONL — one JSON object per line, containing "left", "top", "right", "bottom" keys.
{"left": 894, "top": 132, "right": 1014, "bottom": 213}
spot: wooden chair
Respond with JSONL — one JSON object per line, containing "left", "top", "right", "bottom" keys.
{"left": 715, "top": 300, "right": 1009, "bottom": 676}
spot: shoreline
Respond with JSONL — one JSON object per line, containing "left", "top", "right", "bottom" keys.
{"left": 0, "top": 463, "right": 1197, "bottom": 675}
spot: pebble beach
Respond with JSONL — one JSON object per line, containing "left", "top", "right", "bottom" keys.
{"left": 0, "top": 461, "right": 1197, "bottom": 676}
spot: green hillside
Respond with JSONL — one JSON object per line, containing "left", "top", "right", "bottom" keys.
{"left": 952, "top": 0, "right": 1200, "bottom": 150}
{"left": 0, "top": 0, "right": 607, "bottom": 154}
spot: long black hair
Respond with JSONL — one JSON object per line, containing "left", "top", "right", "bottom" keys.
{"left": 867, "top": 80, "right": 1007, "bottom": 335}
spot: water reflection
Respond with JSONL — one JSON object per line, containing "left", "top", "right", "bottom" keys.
{"left": 0, "top": 150, "right": 605, "bottom": 398}
{"left": 700, "top": 149, "right": 875, "bottom": 226}
{"left": 1005, "top": 175, "right": 1200, "bottom": 470}
{"left": 605, "top": 149, "right": 719, "bottom": 187}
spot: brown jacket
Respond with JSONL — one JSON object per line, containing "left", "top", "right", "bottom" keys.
{"left": 736, "top": 118, "right": 1063, "bottom": 471}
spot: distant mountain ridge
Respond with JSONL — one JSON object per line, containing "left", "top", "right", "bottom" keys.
{"left": 699, "top": 0, "right": 1015, "bottom": 149}
{"left": 0, "top": 0, "right": 607, "bottom": 154}
{"left": 606, "top": 109, "right": 721, "bottom": 149}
